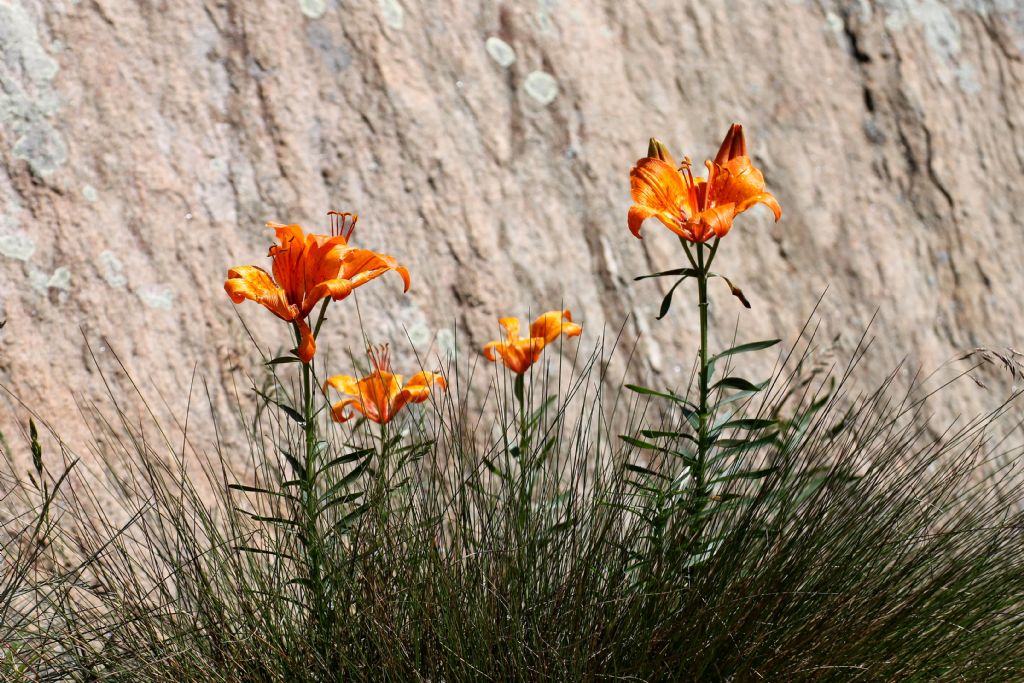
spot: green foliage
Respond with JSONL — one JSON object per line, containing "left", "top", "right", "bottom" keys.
{"left": 1, "top": 334, "right": 1023, "bottom": 682}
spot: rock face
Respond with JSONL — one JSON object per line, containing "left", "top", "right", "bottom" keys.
{"left": 1, "top": 0, "right": 1023, "bottom": 455}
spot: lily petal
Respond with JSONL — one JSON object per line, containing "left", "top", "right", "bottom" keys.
{"left": 699, "top": 204, "right": 738, "bottom": 240}
{"left": 341, "top": 248, "right": 411, "bottom": 293}
{"left": 483, "top": 338, "right": 545, "bottom": 375}
{"left": 629, "top": 157, "right": 690, "bottom": 238}
{"left": 329, "top": 398, "right": 364, "bottom": 423}
{"left": 390, "top": 371, "right": 447, "bottom": 417}
{"left": 324, "top": 374, "right": 361, "bottom": 397}
{"left": 224, "top": 265, "right": 298, "bottom": 322}
{"left": 530, "top": 309, "right": 582, "bottom": 344}
{"left": 497, "top": 317, "right": 522, "bottom": 341}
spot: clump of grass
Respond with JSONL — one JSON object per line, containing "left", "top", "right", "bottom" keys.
{"left": 6, "top": 321, "right": 1023, "bottom": 681}
{"left": 0, "top": 419, "right": 76, "bottom": 681}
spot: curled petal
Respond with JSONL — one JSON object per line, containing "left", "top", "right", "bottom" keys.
{"left": 224, "top": 265, "right": 298, "bottom": 322}
{"left": 329, "top": 398, "right": 364, "bottom": 423}
{"left": 629, "top": 157, "right": 690, "bottom": 237}
{"left": 390, "top": 372, "right": 447, "bottom": 418}
{"left": 627, "top": 205, "right": 656, "bottom": 239}
{"left": 310, "top": 278, "right": 355, "bottom": 307}
{"left": 530, "top": 310, "right": 583, "bottom": 344}
{"left": 739, "top": 192, "right": 782, "bottom": 222}
{"left": 341, "top": 249, "right": 411, "bottom": 292}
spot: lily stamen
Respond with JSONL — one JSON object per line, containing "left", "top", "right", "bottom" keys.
{"left": 327, "top": 211, "right": 358, "bottom": 241}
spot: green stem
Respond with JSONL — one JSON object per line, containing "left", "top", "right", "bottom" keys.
{"left": 376, "top": 419, "right": 389, "bottom": 517}
{"left": 312, "top": 299, "right": 330, "bottom": 338}
{"left": 514, "top": 372, "right": 529, "bottom": 532}
{"left": 696, "top": 243, "right": 710, "bottom": 502}
{"left": 295, "top": 322, "right": 324, "bottom": 629}
{"left": 689, "top": 238, "right": 722, "bottom": 543}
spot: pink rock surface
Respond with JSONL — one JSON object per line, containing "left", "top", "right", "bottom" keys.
{"left": 1, "top": 1, "right": 1022, "bottom": 459}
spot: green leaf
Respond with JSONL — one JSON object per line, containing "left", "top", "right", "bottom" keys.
{"left": 625, "top": 463, "right": 670, "bottom": 480}
{"left": 254, "top": 390, "right": 305, "bottom": 424}
{"left": 656, "top": 276, "right": 689, "bottom": 320}
{"left": 317, "top": 448, "right": 374, "bottom": 476}
{"left": 709, "top": 467, "right": 776, "bottom": 486}
{"left": 715, "top": 434, "right": 778, "bottom": 453}
{"left": 331, "top": 503, "right": 369, "bottom": 534}
{"left": 713, "top": 417, "right": 776, "bottom": 432}
{"left": 318, "top": 490, "right": 364, "bottom": 515}
{"left": 514, "top": 372, "right": 525, "bottom": 405}
{"left": 481, "top": 456, "right": 504, "bottom": 477}
{"left": 281, "top": 450, "right": 306, "bottom": 479}
{"left": 233, "top": 546, "right": 298, "bottom": 561}
{"left": 336, "top": 457, "right": 372, "bottom": 489}
{"left": 704, "top": 358, "right": 717, "bottom": 385}
{"left": 265, "top": 356, "right": 300, "bottom": 366}
{"left": 711, "top": 339, "right": 781, "bottom": 364}
{"left": 227, "top": 483, "right": 277, "bottom": 495}
{"left": 228, "top": 483, "right": 297, "bottom": 501}
{"left": 715, "top": 388, "right": 764, "bottom": 409}
{"left": 244, "top": 513, "right": 302, "bottom": 528}
{"left": 669, "top": 450, "right": 698, "bottom": 468}
{"left": 634, "top": 267, "right": 699, "bottom": 282}
{"left": 640, "top": 429, "right": 681, "bottom": 439}
{"left": 625, "top": 385, "right": 697, "bottom": 410}
{"left": 712, "top": 376, "right": 766, "bottom": 392}
{"left": 620, "top": 435, "right": 663, "bottom": 451}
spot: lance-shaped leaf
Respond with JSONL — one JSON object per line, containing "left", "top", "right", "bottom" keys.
{"left": 709, "top": 467, "right": 777, "bottom": 486}
{"left": 633, "top": 267, "right": 699, "bottom": 282}
{"left": 656, "top": 276, "right": 690, "bottom": 320}
{"left": 625, "top": 385, "right": 697, "bottom": 411}
{"left": 712, "top": 376, "right": 766, "bottom": 392}
{"left": 710, "top": 339, "right": 781, "bottom": 364}
{"left": 316, "top": 448, "right": 374, "bottom": 477}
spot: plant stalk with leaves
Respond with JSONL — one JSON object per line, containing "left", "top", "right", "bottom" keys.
{"left": 625, "top": 126, "right": 783, "bottom": 560}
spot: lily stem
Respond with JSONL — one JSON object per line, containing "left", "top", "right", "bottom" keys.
{"left": 681, "top": 236, "right": 719, "bottom": 542}
{"left": 696, "top": 242, "right": 710, "bottom": 503}
{"left": 514, "top": 372, "right": 529, "bottom": 531}
{"left": 295, "top": 322, "right": 325, "bottom": 639}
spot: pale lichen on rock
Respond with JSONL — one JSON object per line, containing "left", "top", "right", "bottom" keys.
{"left": 0, "top": 1, "right": 67, "bottom": 177}
{"left": 485, "top": 37, "right": 516, "bottom": 68}
{"left": 379, "top": 0, "right": 403, "bottom": 30}
{"left": 523, "top": 71, "right": 558, "bottom": 105}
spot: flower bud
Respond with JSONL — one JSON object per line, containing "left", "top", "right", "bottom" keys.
{"left": 646, "top": 137, "right": 676, "bottom": 167}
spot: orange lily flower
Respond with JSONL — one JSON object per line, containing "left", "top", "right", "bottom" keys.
{"left": 225, "top": 213, "right": 410, "bottom": 363}
{"left": 482, "top": 309, "right": 582, "bottom": 374}
{"left": 325, "top": 345, "right": 446, "bottom": 424}
{"left": 628, "top": 124, "right": 782, "bottom": 243}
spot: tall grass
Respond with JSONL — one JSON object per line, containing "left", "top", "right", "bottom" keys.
{"left": 2, "top": 318, "right": 1022, "bottom": 681}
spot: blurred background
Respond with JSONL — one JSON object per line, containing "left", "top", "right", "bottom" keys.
{"left": 1, "top": 0, "right": 1022, "bottom": 454}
